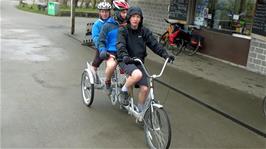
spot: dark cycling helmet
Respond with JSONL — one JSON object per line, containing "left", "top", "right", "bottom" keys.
{"left": 97, "top": 1, "right": 112, "bottom": 10}
{"left": 113, "top": 0, "right": 129, "bottom": 24}
{"left": 113, "top": 0, "right": 129, "bottom": 11}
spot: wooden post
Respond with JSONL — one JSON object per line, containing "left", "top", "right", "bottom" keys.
{"left": 70, "top": 0, "right": 75, "bottom": 34}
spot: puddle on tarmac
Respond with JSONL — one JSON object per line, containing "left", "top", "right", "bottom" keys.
{"left": 1, "top": 29, "right": 67, "bottom": 62}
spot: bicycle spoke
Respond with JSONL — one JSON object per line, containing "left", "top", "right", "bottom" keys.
{"left": 144, "top": 107, "right": 171, "bottom": 149}
{"left": 154, "top": 128, "right": 167, "bottom": 148}
{"left": 85, "top": 88, "right": 90, "bottom": 98}
{"left": 81, "top": 70, "right": 94, "bottom": 107}
{"left": 149, "top": 125, "right": 166, "bottom": 148}
{"left": 153, "top": 110, "right": 167, "bottom": 148}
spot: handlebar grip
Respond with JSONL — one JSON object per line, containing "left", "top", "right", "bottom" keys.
{"left": 100, "top": 51, "right": 115, "bottom": 60}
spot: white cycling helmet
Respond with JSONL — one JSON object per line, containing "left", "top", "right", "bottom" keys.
{"left": 97, "top": 1, "right": 112, "bottom": 10}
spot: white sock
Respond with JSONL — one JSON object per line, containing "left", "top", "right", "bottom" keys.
{"left": 121, "top": 85, "right": 128, "bottom": 92}
{"left": 138, "top": 103, "right": 144, "bottom": 112}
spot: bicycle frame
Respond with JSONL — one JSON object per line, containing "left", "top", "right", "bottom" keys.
{"left": 109, "top": 66, "right": 125, "bottom": 105}
{"left": 85, "top": 61, "right": 105, "bottom": 89}
{"left": 122, "top": 58, "right": 169, "bottom": 121}
{"left": 85, "top": 62, "right": 95, "bottom": 85}
{"left": 87, "top": 56, "right": 170, "bottom": 122}
{"left": 81, "top": 58, "right": 172, "bottom": 148}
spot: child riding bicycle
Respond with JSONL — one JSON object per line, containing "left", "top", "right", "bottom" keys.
{"left": 91, "top": 0, "right": 112, "bottom": 85}
{"left": 116, "top": 6, "right": 175, "bottom": 112}
{"left": 98, "top": 0, "right": 129, "bottom": 95}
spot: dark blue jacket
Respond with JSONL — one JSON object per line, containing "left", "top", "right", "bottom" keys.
{"left": 98, "top": 17, "right": 119, "bottom": 53}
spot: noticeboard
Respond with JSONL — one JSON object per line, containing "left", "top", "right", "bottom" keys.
{"left": 252, "top": 0, "right": 266, "bottom": 36}
{"left": 169, "top": 0, "right": 189, "bottom": 23}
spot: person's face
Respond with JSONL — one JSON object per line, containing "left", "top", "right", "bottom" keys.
{"left": 119, "top": 9, "right": 128, "bottom": 20}
{"left": 99, "top": 9, "right": 110, "bottom": 19}
{"left": 130, "top": 14, "right": 141, "bottom": 28}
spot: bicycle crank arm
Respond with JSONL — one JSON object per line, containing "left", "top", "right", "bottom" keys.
{"left": 152, "top": 103, "right": 163, "bottom": 109}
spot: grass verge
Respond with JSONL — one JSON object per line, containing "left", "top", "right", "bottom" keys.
{"left": 16, "top": 3, "right": 97, "bottom": 16}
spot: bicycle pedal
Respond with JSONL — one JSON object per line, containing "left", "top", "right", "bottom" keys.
{"left": 95, "top": 83, "right": 104, "bottom": 89}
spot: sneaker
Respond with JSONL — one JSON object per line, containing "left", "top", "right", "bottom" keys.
{"left": 119, "top": 91, "right": 129, "bottom": 106}
{"left": 137, "top": 103, "right": 145, "bottom": 113}
{"left": 105, "top": 82, "right": 112, "bottom": 95}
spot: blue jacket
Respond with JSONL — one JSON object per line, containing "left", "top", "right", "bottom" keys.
{"left": 92, "top": 18, "right": 108, "bottom": 49}
{"left": 98, "top": 17, "right": 119, "bottom": 53}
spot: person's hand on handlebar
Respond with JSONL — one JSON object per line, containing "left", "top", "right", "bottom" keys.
{"left": 123, "top": 56, "right": 134, "bottom": 64}
{"left": 100, "top": 50, "right": 115, "bottom": 60}
{"left": 99, "top": 50, "right": 109, "bottom": 60}
{"left": 162, "top": 53, "right": 175, "bottom": 63}
{"left": 168, "top": 55, "right": 175, "bottom": 63}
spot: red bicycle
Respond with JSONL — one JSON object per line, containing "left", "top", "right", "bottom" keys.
{"left": 159, "top": 19, "right": 184, "bottom": 54}
{"left": 159, "top": 19, "right": 204, "bottom": 56}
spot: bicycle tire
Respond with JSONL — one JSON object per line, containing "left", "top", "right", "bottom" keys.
{"left": 184, "top": 43, "right": 200, "bottom": 56}
{"left": 159, "top": 31, "right": 169, "bottom": 50}
{"left": 81, "top": 71, "right": 94, "bottom": 107}
{"left": 172, "top": 39, "right": 184, "bottom": 56}
{"left": 144, "top": 106, "right": 171, "bottom": 149}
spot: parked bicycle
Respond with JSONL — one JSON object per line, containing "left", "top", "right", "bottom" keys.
{"left": 159, "top": 18, "right": 204, "bottom": 56}
{"left": 81, "top": 57, "right": 172, "bottom": 149}
{"left": 159, "top": 18, "right": 183, "bottom": 52}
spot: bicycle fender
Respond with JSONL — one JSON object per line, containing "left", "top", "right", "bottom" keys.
{"left": 84, "top": 69, "right": 94, "bottom": 84}
{"left": 153, "top": 103, "right": 163, "bottom": 109}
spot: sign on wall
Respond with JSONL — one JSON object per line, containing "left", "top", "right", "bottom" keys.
{"left": 252, "top": 0, "right": 266, "bottom": 36}
{"left": 169, "top": 0, "right": 189, "bottom": 24}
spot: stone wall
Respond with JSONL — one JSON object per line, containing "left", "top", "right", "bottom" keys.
{"left": 129, "top": 0, "right": 170, "bottom": 35}
{"left": 247, "top": 37, "right": 266, "bottom": 75}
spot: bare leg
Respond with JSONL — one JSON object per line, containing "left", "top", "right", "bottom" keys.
{"left": 124, "top": 69, "right": 142, "bottom": 88}
{"left": 105, "top": 58, "right": 117, "bottom": 82}
{"left": 138, "top": 85, "right": 149, "bottom": 104}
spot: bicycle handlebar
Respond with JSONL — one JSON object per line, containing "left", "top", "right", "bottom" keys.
{"left": 188, "top": 25, "right": 201, "bottom": 30}
{"left": 133, "top": 58, "right": 169, "bottom": 78}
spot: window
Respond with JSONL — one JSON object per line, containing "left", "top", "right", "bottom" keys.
{"left": 194, "top": 0, "right": 209, "bottom": 27}
{"left": 194, "top": 0, "right": 256, "bottom": 35}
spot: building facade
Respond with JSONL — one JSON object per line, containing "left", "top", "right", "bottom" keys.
{"left": 128, "top": 0, "right": 266, "bottom": 75}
